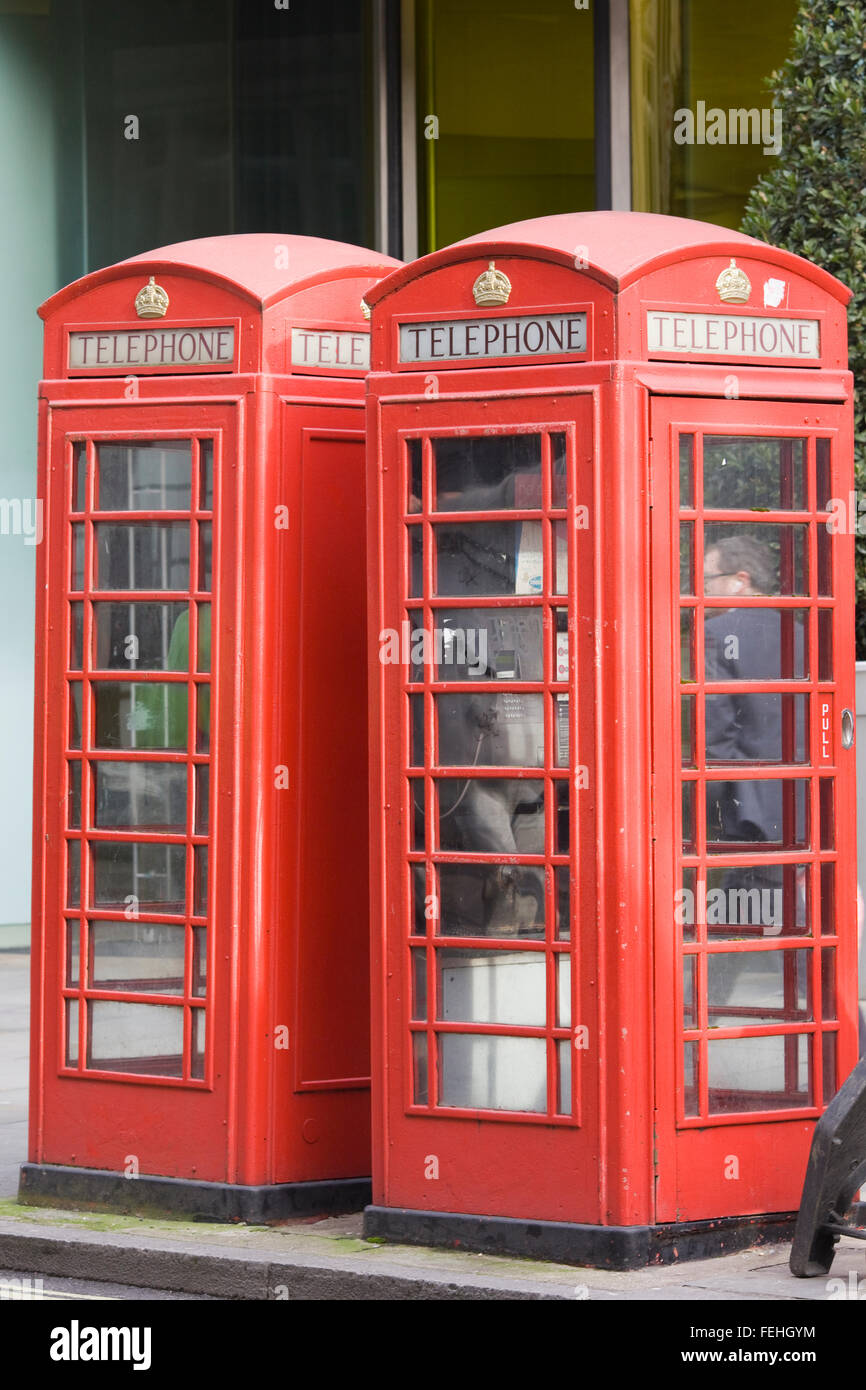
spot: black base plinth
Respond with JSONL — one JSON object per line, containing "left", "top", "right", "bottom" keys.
{"left": 363, "top": 1204, "right": 798, "bottom": 1270}
{"left": 18, "top": 1162, "right": 371, "bottom": 1224}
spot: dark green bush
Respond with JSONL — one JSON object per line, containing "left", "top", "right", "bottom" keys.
{"left": 740, "top": 1, "right": 866, "bottom": 656}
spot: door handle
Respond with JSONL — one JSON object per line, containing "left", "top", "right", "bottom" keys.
{"left": 841, "top": 708, "right": 854, "bottom": 749}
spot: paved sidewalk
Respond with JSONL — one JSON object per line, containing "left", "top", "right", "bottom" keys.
{"left": 2, "top": 949, "right": 863, "bottom": 1301}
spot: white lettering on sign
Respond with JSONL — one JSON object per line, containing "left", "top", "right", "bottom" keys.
{"left": 399, "top": 313, "right": 587, "bottom": 364}
{"left": 646, "top": 311, "right": 819, "bottom": 361}
{"left": 821, "top": 700, "right": 832, "bottom": 761}
{"left": 69, "top": 327, "right": 235, "bottom": 370}
{"left": 290, "top": 328, "right": 370, "bottom": 371}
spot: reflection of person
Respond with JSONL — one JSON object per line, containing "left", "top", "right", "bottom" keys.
{"left": 703, "top": 537, "right": 799, "bottom": 994}
{"left": 704, "top": 536, "right": 786, "bottom": 844}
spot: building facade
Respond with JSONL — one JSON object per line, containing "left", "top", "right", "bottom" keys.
{"left": 0, "top": 0, "right": 812, "bottom": 929}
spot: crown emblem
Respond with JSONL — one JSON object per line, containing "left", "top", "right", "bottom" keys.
{"left": 715, "top": 259, "right": 751, "bottom": 305}
{"left": 360, "top": 297, "right": 371, "bottom": 321}
{"left": 134, "top": 276, "right": 169, "bottom": 319}
{"left": 472, "top": 261, "right": 511, "bottom": 308}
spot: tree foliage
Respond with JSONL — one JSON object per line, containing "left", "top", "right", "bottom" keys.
{"left": 740, "top": 0, "right": 866, "bottom": 656}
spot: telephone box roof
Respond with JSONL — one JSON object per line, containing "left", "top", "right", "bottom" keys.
{"left": 365, "top": 211, "right": 851, "bottom": 306}
{"left": 39, "top": 233, "right": 401, "bottom": 318}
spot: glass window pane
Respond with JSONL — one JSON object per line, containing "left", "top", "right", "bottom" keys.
{"left": 552, "top": 433, "right": 567, "bottom": 509}
{"left": 87, "top": 1001, "right": 183, "bottom": 1077}
{"left": 552, "top": 521, "right": 567, "bottom": 595}
{"left": 437, "top": 693, "right": 544, "bottom": 768}
{"left": 195, "top": 604, "right": 211, "bottom": 672}
{"left": 199, "top": 440, "right": 213, "bottom": 510}
{"left": 433, "top": 434, "right": 541, "bottom": 512}
{"left": 438, "top": 947, "right": 546, "bottom": 1025}
{"left": 821, "top": 948, "right": 836, "bottom": 1020}
{"left": 820, "top": 779, "right": 835, "bottom": 850}
{"left": 66, "top": 921, "right": 80, "bottom": 987}
{"left": 823, "top": 1033, "right": 836, "bottom": 1103}
{"left": 411, "top": 780, "right": 425, "bottom": 851}
{"left": 434, "top": 522, "right": 541, "bottom": 596}
{"left": 411, "top": 947, "right": 427, "bottom": 1021}
{"left": 555, "top": 866, "right": 570, "bottom": 941}
{"left": 70, "top": 602, "right": 84, "bottom": 670}
{"left": 817, "top": 525, "right": 832, "bottom": 598}
{"left": 191, "top": 1008, "right": 205, "bottom": 1080}
{"left": 556, "top": 1037, "right": 572, "bottom": 1115}
{"left": 816, "top": 438, "right": 832, "bottom": 510}
{"left": 704, "top": 863, "right": 810, "bottom": 940}
{"left": 69, "top": 682, "right": 82, "bottom": 750}
{"left": 194, "top": 765, "right": 209, "bottom": 835}
{"left": 409, "top": 528, "right": 423, "bottom": 598}
{"left": 704, "top": 525, "right": 808, "bottom": 597}
{"left": 408, "top": 438, "right": 422, "bottom": 512}
{"left": 438, "top": 777, "right": 544, "bottom": 856}
{"left": 198, "top": 522, "right": 212, "bottom": 592}
{"left": 193, "top": 928, "right": 207, "bottom": 998}
{"left": 95, "top": 442, "right": 192, "bottom": 512}
{"left": 93, "top": 681, "right": 188, "bottom": 750}
{"left": 554, "top": 694, "right": 569, "bottom": 768}
{"left": 708, "top": 1034, "right": 811, "bottom": 1114}
{"left": 413, "top": 1031, "right": 428, "bottom": 1105}
{"left": 94, "top": 761, "right": 186, "bottom": 831}
{"left": 679, "top": 867, "right": 697, "bottom": 943}
{"left": 66, "top": 999, "right": 79, "bottom": 1066}
{"left": 818, "top": 610, "right": 833, "bottom": 682}
{"left": 95, "top": 523, "right": 190, "bottom": 591}
{"left": 821, "top": 863, "right": 835, "bottom": 937}
{"left": 702, "top": 437, "right": 806, "bottom": 511}
{"left": 680, "top": 523, "right": 694, "bottom": 595}
{"left": 91, "top": 842, "right": 185, "bottom": 913}
{"left": 705, "top": 693, "right": 809, "bottom": 764}
{"left": 683, "top": 954, "right": 697, "bottom": 1028}
{"left": 707, "top": 949, "right": 810, "bottom": 1027}
{"left": 704, "top": 608, "right": 808, "bottom": 681}
{"left": 682, "top": 695, "right": 695, "bottom": 766}
{"left": 556, "top": 780, "right": 570, "bottom": 855}
{"left": 94, "top": 601, "right": 189, "bottom": 670}
{"left": 679, "top": 434, "right": 694, "bottom": 509}
{"left": 684, "top": 1040, "right": 699, "bottom": 1116}
{"left": 438, "top": 862, "right": 544, "bottom": 939}
{"left": 433, "top": 607, "right": 543, "bottom": 681}
{"left": 439, "top": 1033, "right": 547, "bottom": 1113}
{"left": 682, "top": 781, "right": 696, "bottom": 853}
{"left": 706, "top": 777, "right": 809, "bottom": 848}
{"left": 194, "top": 845, "right": 208, "bottom": 917}
{"left": 68, "top": 762, "right": 82, "bottom": 829}
{"left": 680, "top": 609, "right": 695, "bottom": 682}
{"left": 417, "top": 0, "right": 594, "bottom": 252}
{"left": 71, "top": 523, "right": 85, "bottom": 590}
{"left": 557, "top": 953, "right": 571, "bottom": 1028}
{"left": 91, "top": 922, "right": 185, "bottom": 994}
{"left": 72, "top": 442, "right": 87, "bottom": 512}
{"left": 67, "top": 840, "right": 81, "bottom": 908}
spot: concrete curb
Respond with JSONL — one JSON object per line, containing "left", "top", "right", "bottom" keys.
{"left": 0, "top": 1220, "right": 576, "bottom": 1300}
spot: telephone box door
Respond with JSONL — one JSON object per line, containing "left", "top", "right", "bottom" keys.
{"left": 36, "top": 401, "right": 237, "bottom": 1171}
{"left": 374, "top": 393, "right": 600, "bottom": 1223}
{"left": 650, "top": 396, "right": 858, "bottom": 1223}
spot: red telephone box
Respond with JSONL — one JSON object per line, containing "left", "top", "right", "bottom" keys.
{"left": 23, "top": 233, "right": 400, "bottom": 1219}
{"left": 363, "top": 212, "right": 859, "bottom": 1267}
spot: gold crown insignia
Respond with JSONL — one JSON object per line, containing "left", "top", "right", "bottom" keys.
{"left": 472, "top": 261, "right": 512, "bottom": 308}
{"left": 360, "top": 297, "right": 371, "bottom": 320}
{"left": 134, "top": 276, "right": 170, "bottom": 319}
{"left": 715, "top": 259, "right": 751, "bottom": 305}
